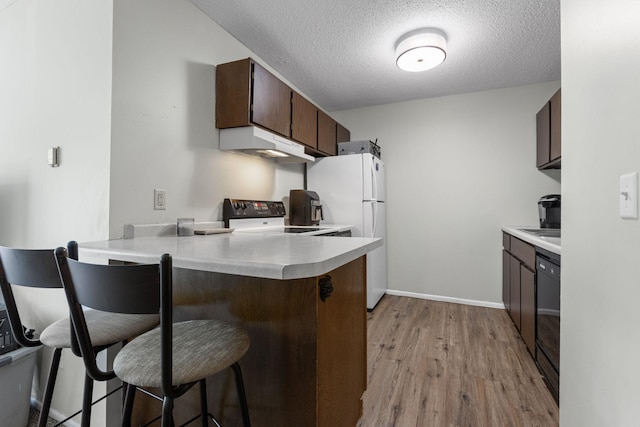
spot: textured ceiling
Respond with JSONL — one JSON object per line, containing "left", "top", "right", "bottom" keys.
{"left": 191, "top": 0, "right": 560, "bottom": 112}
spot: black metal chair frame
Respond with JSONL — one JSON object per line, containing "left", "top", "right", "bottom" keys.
{"left": 54, "top": 245, "right": 251, "bottom": 427}
{"left": 0, "top": 244, "right": 120, "bottom": 427}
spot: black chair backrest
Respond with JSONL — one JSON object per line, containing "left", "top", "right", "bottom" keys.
{"left": 0, "top": 246, "right": 65, "bottom": 348}
{"left": 59, "top": 257, "right": 161, "bottom": 315}
{"left": 0, "top": 247, "right": 62, "bottom": 289}
{"left": 54, "top": 247, "right": 173, "bottom": 388}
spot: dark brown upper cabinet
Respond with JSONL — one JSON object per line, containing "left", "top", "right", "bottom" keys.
{"left": 252, "top": 62, "right": 292, "bottom": 138}
{"left": 292, "top": 92, "right": 318, "bottom": 149}
{"left": 216, "top": 57, "right": 351, "bottom": 157}
{"left": 317, "top": 113, "right": 352, "bottom": 156}
{"left": 317, "top": 110, "right": 337, "bottom": 156}
{"left": 216, "top": 58, "right": 291, "bottom": 138}
{"left": 337, "top": 123, "right": 351, "bottom": 145}
{"left": 536, "top": 88, "right": 561, "bottom": 170}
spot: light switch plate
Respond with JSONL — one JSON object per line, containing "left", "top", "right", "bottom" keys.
{"left": 48, "top": 146, "right": 60, "bottom": 167}
{"left": 619, "top": 172, "right": 638, "bottom": 219}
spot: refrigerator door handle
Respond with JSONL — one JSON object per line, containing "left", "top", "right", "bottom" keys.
{"left": 370, "top": 159, "right": 378, "bottom": 201}
{"left": 371, "top": 201, "right": 377, "bottom": 237}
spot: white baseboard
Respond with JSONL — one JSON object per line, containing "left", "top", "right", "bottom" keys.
{"left": 385, "top": 289, "right": 506, "bottom": 310}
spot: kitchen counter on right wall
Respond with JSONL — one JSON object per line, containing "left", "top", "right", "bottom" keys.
{"left": 502, "top": 226, "right": 561, "bottom": 255}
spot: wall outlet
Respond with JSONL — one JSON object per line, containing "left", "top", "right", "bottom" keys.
{"left": 154, "top": 189, "right": 166, "bottom": 210}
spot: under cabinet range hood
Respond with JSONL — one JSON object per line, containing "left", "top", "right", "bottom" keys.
{"left": 219, "top": 126, "right": 314, "bottom": 163}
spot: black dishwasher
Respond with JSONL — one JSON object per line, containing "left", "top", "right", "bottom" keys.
{"left": 536, "top": 248, "right": 560, "bottom": 403}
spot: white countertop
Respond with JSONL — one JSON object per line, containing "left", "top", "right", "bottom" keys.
{"left": 502, "top": 226, "right": 561, "bottom": 255}
{"left": 79, "top": 233, "right": 382, "bottom": 280}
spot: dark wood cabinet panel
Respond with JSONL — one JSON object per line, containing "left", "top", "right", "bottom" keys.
{"left": 292, "top": 92, "right": 318, "bottom": 149}
{"left": 337, "top": 122, "right": 351, "bottom": 143}
{"left": 252, "top": 62, "right": 292, "bottom": 137}
{"left": 216, "top": 58, "right": 292, "bottom": 138}
{"left": 502, "top": 232, "right": 511, "bottom": 252}
{"left": 510, "top": 237, "right": 536, "bottom": 271}
{"left": 536, "top": 88, "right": 561, "bottom": 169}
{"left": 503, "top": 250, "right": 511, "bottom": 311}
{"left": 215, "top": 58, "right": 252, "bottom": 129}
{"left": 536, "top": 101, "right": 550, "bottom": 168}
{"left": 550, "top": 89, "right": 561, "bottom": 162}
{"left": 317, "top": 258, "right": 366, "bottom": 426}
{"left": 509, "top": 254, "right": 521, "bottom": 330}
{"left": 318, "top": 110, "right": 337, "bottom": 156}
{"left": 520, "top": 265, "right": 536, "bottom": 355}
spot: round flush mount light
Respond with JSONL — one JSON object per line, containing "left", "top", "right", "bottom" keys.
{"left": 396, "top": 31, "right": 447, "bottom": 72}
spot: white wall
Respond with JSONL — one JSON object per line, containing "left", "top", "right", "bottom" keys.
{"left": 109, "top": 0, "right": 304, "bottom": 239}
{"left": 0, "top": 0, "right": 113, "bottom": 424}
{"left": 1, "top": 0, "right": 304, "bottom": 425}
{"left": 0, "top": 0, "right": 112, "bottom": 248}
{"left": 333, "top": 82, "right": 561, "bottom": 305}
{"left": 561, "top": 1, "right": 640, "bottom": 425}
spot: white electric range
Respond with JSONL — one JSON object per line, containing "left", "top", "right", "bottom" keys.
{"left": 223, "top": 199, "right": 352, "bottom": 236}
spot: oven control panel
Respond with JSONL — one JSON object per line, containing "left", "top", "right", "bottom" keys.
{"left": 223, "top": 198, "right": 287, "bottom": 226}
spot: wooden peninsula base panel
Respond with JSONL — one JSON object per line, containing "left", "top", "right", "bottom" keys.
{"left": 129, "top": 256, "right": 367, "bottom": 427}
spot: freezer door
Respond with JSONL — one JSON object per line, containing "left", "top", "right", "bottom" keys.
{"left": 363, "top": 201, "right": 387, "bottom": 309}
{"left": 308, "top": 154, "right": 363, "bottom": 202}
{"left": 307, "top": 154, "right": 363, "bottom": 232}
{"left": 362, "top": 154, "right": 385, "bottom": 202}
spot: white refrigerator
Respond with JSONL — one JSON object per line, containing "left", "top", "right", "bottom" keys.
{"left": 307, "top": 153, "right": 387, "bottom": 310}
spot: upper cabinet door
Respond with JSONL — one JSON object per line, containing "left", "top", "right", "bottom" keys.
{"left": 292, "top": 92, "right": 318, "bottom": 149}
{"left": 215, "top": 58, "right": 252, "bottom": 129}
{"left": 536, "top": 101, "right": 551, "bottom": 168}
{"left": 251, "top": 62, "right": 292, "bottom": 138}
{"left": 317, "top": 110, "right": 337, "bottom": 156}
{"left": 536, "top": 88, "right": 561, "bottom": 170}
{"left": 336, "top": 123, "right": 351, "bottom": 143}
{"left": 549, "top": 89, "right": 561, "bottom": 162}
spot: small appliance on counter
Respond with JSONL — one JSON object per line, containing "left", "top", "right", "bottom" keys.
{"left": 289, "top": 190, "right": 323, "bottom": 226}
{"left": 538, "top": 194, "right": 561, "bottom": 229}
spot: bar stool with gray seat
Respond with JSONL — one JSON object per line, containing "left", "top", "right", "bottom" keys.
{"left": 0, "top": 245, "right": 160, "bottom": 427}
{"left": 54, "top": 245, "right": 251, "bottom": 427}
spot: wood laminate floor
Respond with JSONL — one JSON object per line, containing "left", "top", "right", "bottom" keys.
{"left": 356, "top": 295, "right": 559, "bottom": 427}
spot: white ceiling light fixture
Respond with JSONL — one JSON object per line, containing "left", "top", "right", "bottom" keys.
{"left": 396, "top": 30, "right": 447, "bottom": 72}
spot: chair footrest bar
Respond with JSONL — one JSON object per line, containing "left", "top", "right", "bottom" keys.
{"left": 51, "top": 385, "right": 123, "bottom": 427}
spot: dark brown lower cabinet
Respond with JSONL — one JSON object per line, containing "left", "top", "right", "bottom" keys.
{"left": 502, "top": 250, "right": 511, "bottom": 312}
{"left": 508, "top": 254, "right": 521, "bottom": 330}
{"left": 130, "top": 257, "right": 367, "bottom": 427}
{"left": 502, "top": 232, "right": 536, "bottom": 356}
{"left": 520, "top": 265, "right": 536, "bottom": 353}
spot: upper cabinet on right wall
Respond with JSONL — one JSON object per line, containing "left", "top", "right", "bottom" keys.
{"left": 536, "top": 88, "right": 561, "bottom": 170}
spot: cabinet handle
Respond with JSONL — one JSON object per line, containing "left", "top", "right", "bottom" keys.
{"left": 319, "top": 275, "right": 334, "bottom": 302}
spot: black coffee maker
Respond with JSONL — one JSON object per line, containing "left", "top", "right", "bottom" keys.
{"left": 289, "top": 190, "right": 323, "bottom": 226}
{"left": 538, "top": 194, "right": 561, "bottom": 228}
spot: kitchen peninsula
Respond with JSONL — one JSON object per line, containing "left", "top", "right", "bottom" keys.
{"left": 79, "top": 233, "right": 382, "bottom": 427}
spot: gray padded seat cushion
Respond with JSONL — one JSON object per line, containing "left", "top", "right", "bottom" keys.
{"left": 40, "top": 309, "right": 159, "bottom": 348}
{"left": 114, "top": 319, "right": 250, "bottom": 387}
